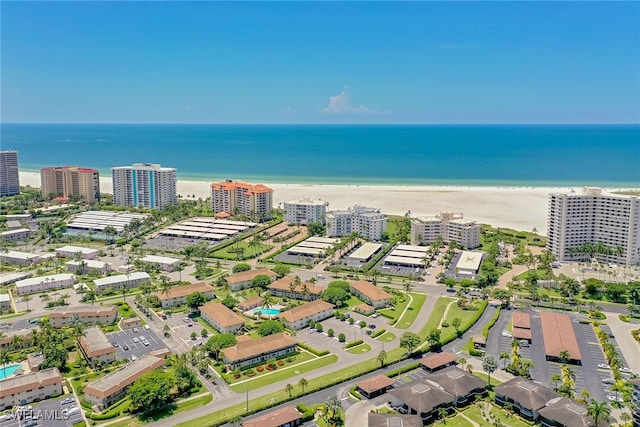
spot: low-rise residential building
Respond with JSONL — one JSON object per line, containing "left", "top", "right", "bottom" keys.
{"left": 0, "top": 294, "right": 11, "bottom": 312}
{"left": 66, "top": 259, "right": 112, "bottom": 275}
{"left": 278, "top": 300, "right": 334, "bottom": 330}
{"left": 368, "top": 414, "right": 422, "bottom": 427}
{"left": 199, "top": 302, "right": 245, "bottom": 334}
{"left": 237, "top": 296, "right": 264, "bottom": 312}
{"left": 225, "top": 268, "right": 277, "bottom": 291}
{"left": 0, "top": 272, "right": 32, "bottom": 286}
{"left": 49, "top": 305, "right": 118, "bottom": 328}
{"left": 388, "top": 381, "right": 456, "bottom": 423}
{"left": 93, "top": 272, "right": 151, "bottom": 293}
{"left": 15, "top": 273, "right": 75, "bottom": 295}
{"left": 410, "top": 212, "right": 481, "bottom": 249}
{"left": 0, "top": 250, "right": 40, "bottom": 266}
{"left": 83, "top": 354, "right": 165, "bottom": 410}
{"left": 139, "top": 254, "right": 181, "bottom": 272}
{"left": 121, "top": 317, "right": 142, "bottom": 330}
{"left": 267, "top": 276, "right": 322, "bottom": 301}
{"left": 0, "top": 228, "right": 30, "bottom": 242}
{"left": 420, "top": 352, "right": 459, "bottom": 373}
{"left": 538, "top": 397, "right": 602, "bottom": 427}
{"left": 79, "top": 326, "right": 117, "bottom": 365}
{"left": 494, "top": 377, "right": 560, "bottom": 421}
{"left": 349, "top": 280, "right": 392, "bottom": 308}
{"left": 157, "top": 282, "right": 215, "bottom": 308}
{"left": 221, "top": 332, "right": 297, "bottom": 370}
{"left": 243, "top": 406, "right": 302, "bottom": 427}
{"left": 326, "top": 205, "right": 387, "bottom": 241}
{"left": 356, "top": 374, "right": 396, "bottom": 399}
{"left": 0, "top": 368, "right": 64, "bottom": 410}
{"left": 0, "top": 328, "right": 38, "bottom": 350}
{"left": 427, "top": 367, "right": 487, "bottom": 406}
{"left": 55, "top": 245, "right": 100, "bottom": 259}
{"left": 27, "top": 353, "right": 45, "bottom": 372}
{"left": 283, "top": 197, "right": 328, "bottom": 225}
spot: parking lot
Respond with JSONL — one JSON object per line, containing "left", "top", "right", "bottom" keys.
{"left": 0, "top": 395, "right": 82, "bottom": 427}
{"left": 107, "top": 327, "right": 165, "bottom": 360}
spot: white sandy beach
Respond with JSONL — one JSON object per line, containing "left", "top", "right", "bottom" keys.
{"left": 20, "top": 171, "right": 632, "bottom": 236}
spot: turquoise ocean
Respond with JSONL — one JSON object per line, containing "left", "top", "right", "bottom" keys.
{"left": 1, "top": 124, "right": 639, "bottom": 187}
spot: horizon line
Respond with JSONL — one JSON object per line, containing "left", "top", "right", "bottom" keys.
{"left": 2, "top": 122, "right": 640, "bottom": 126}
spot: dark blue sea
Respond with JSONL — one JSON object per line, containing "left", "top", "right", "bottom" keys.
{"left": 1, "top": 124, "right": 638, "bottom": 187}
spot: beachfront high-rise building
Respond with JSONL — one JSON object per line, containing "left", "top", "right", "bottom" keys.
{"left": 283, "top": 197, "right": 328, "bottom": 225}
{"left": 326, "top": 205, "right": 387, "bottom": 241}
{"left": 112, "top": 163, "right": 177, "bottom": 210}
{"left": 547, "top": 187, "right": 640, "bottom": 266}
{"left": 0, "top": 151, "right": 20, "bottom": 197}
{"left": 410, "top": 211, "right": 481, "bottom": 249}
{"left": 41, "top": 166, "right": 100, "bottom": 202}
{"left": 210, "top": 180, "right": 273, "bottom": 221}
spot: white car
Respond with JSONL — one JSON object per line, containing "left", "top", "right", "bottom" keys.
{"left": 501, "top": 331, "right": 512, "bottom": 338}
{"left": 598, "top": 363, "right": 610, "bottom": 369}
{"left": 620, "top": 367, "right": 633, "bottom": 373}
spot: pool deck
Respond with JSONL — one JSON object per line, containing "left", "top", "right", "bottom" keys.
{"left": 0, "top": 360, "right": 30, "bottom": 380}
{"left": 244, "top": 304, "right": 285, "bottom": 318}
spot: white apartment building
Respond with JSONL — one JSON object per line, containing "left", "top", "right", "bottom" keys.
{"left": 93, "top": 272, "right": 150, "bottom": 293}
{"left": 326, "top": 205, "right": 387, "bottom": 241}
{"left": 40, "top": 166, "right": 100, "bottom": 202}
{"left": 15, "top": 273, "right": 75, "bottom": 295}
{"left": 0, "top": 229, "right": 31, "bottom": 243}
{"left": 112, "top": 163, "right": 177, "bottom": 210}
{"left": 547, "top": 187, "right": 640, "bottom": 266}
{"left": 0, "top": 150, "right": 20, "bottom": 197}
{"left": 139, "top": 254, "right": 181, "bottom": 272}
{"left": 410, "top": 211, "right": 481, "bottom": 249}
{"left": 49, "top": 305, "right": 118, "bottom": 328}
{"left": 283, "top": 197, "right": 328, "bottom": 225}
{"left": 0, "top": 250, "right": 41, "bottom": 266}
{"left": 56, "top": 245, "right": 100, "bottom": 260}
{"left": 0, "top": 368, "right": 63, "bottom": 410}
{"left": 66, "top": 259, "right": 112, "bottom": 275}
{"left": 210, "top": 180, "right": 273, "bottom": 220}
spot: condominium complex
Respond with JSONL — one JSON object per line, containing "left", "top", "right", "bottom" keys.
{"left": 547, "top": 187, "right": 640, "bottom": 265}
{"left": 0, "top": 368, "right": 63, "bottom": 410}
{"left": 112, "top": 163, "right": 177, "bottom": 209}
{"left": 283, "top": 197, "right": 328, "bottom": 225}
{"left": 40, "top": 166, "right": 100, "bottom": 202}
{"left": 210, "top": 180, "right": 273, "bottom": 220}
{"left": 410, "top": 211, "right": 481, "bottom": 249}
{"left": 0, "top": 150, "right": 20, "bottom": 197}
{"left": 326, "top": 205, "right": 387, "bottom": 241}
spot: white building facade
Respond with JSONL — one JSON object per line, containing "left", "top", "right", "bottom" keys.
{"left": 547, "top": 188, "right": 640, "bottom": 266}
{"left": 112, "top": 163, "right": 177, "bottom": 210}
{"left": 410, "top": 212, "right": 481, "bottom": 249}
{"left": 283, "top": 198, "right": 328, "bottom": 225}
{"left": 15, "top": 273, "right": 75, "bottom": 295}
{"left": 326, "top": 206, "right": 387, "bottom": 241}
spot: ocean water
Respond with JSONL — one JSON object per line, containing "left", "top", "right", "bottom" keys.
{"left": 1, "top": 124, "right": 639, "bottom": 187}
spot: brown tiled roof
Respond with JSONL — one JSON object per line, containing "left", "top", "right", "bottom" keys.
{"left": 278, "top": 300, "right": 334, "bottom": 323}
{"left": 237, "top": 296, "right": 264, "bottom": 311}
{"left": 0, "top": 368, "right": 63, "bottom": 398}
{"left": 513, "top": 327, "right": 532, "bottom": 340}
{"left": 83, "top": 355, "right": 165, "bottom": 399}
{"left": 512, "top": 312, "right": 531, "bottom": 329}
{"left": 472, "top": 334, "right": 486, "bottom": 345}
{"left": 243, "top": 406, "right": 301, "bottom": 427}
{"left": 268, "top": 276, "right": 323, "bottom": 295}
{"left": 354, "top": 303, "right": 375, "bottom": 313}
{"left": 356, "top": 374, "right": 395, "bottom": 394}
{"left": 350, "top": 280, "right": 392, "bottom": 302}
{"left": 221, "top": 332, "right": 297, "bottom": 363}
{"left": 79, "top": 326, "right": 116, "bottom": 359}
{"left": 368, "top": 414, "right": 423, "bottom": 427}
{"left": 49, "top": 305, "right": 118, "bottom": 319}
{"left": 200, "top": 302, "right": 245, "bottom": 328}
{"left": 225, "top": 268, "right": 276, "bottom": 284}
{"left": 494, "top": 377, "right": 559, "bottom": 412}
{"left": 420, "top": 352, "right": 458, "bottom": 370}
{"left": 539, "top": 311, "right": 581, "bottom": 360}
{"left": 157, "top": 282, "right": 214, "bottom": 301}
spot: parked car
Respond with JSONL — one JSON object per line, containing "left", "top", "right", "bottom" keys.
{"left": 501, "top": 331, "right": 512, "bottom": 338}
{"left": 598, "top": 363, "right": 611, "bottom": 369}
{"left": 620, "top": 367, "right": 633, "bottom": 373}
{"left": 144, "top": 325, "right": 150, "bottom": 330}
{"left": 123, "top": 345, "right": 129, "bottom": 351}
{"left": 132, "top": 327, "right": 139, "bottom": 333}
{"left": 133, "top": 337, "right": 139, "bottom": 343}
{"left": 112, "top": 342, "right": 119, "bottom": 347}
{"left": 602, "top": 378, "right": 616, "bottom": 385}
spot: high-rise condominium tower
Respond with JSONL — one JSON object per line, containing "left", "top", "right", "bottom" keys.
{"left": 112, "top": 163, "right": 177, "bottom": 210}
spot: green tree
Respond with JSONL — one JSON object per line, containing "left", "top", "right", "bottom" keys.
{"left": 285, "top": 383, "right": 294, "bottom": 397}
{"left": 307, "top": 222, "right": 326, "bottom": 236}
{"left": 186, "top": 292, "right": 207, "bottom": 310}
{"left": 499, "top": 352, "right": 510, "bottom": 369}
{"left": 482, "top": 355, "right": 498, "bottom": 386}
{"left": 257, "top": 319, "right": 284, "bottom": 336}
{"left": 377, "top": 349, "right": 387, "bottom": 368}
{"left": 205, "top": 333, "right": 237, "bottom": 360}
{"left": 451, "top": 317, "right": 462, "bottom": 335}
{"left": 253, "top": 274, "right": 273, "bottom": 289}
{"left": 400, "top": 332, "right": 421, "bottom": 354}
{"left": 128, "top": 370, "right": 176, "bottom": 413}
{"left": 427, "top": 328, "right": 442, "bottom": 349}
{"left": 273, "top": 264, "right": 291, "bottom": 278}
{"left": 587, "top": 400, "right": 611, "bottom": 427}
{"left": 232, "top": 263, "right": 251, "bottom": 273}
{"left": 298, "top": 377, "right": 308, "bottom": 393}
{"left": 222, "top": 296, "right": 237, "bottom": 309}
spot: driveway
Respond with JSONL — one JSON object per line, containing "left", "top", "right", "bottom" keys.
{"left": 107, "top": 328, "right": 165, "bottom": 360}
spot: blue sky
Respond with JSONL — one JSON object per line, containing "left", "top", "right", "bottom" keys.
{"left": 2, "top": 1, "right": 639, "bottom": 124}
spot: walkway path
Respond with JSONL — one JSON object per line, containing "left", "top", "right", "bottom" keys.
{"left": 605, "top": 313, "right": 640, "bottom": 374}
{"left": 437, "top": 299, "right": 456, "bottom": 329}
{"left": 497, "top": 264, "right": 528, "bottom": 289}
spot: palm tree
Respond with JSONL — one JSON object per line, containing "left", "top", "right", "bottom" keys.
{"left": 0, "top": 349, "right": 10, "bottom": 374}
{"left": 121, "top": 285, "right": 129, "bottom": 302}
{"left": 324, "top": 395, "right": 342, "bottom": 424}
{"left": 229, "top": 415, "right": 242, "bottom": 427}
{"left": 587, "top": 399, "right": 611, "bottom": 427}
{"left": 377, "top": 349, "right": 387, "bottom": 368}
{"left": 558, "top": 349, "right": 571, "bottom": 364}
{"left": 261, "top": 291, "right": 274, "bottom": 318}
{"left": 285, "top": 383, "right": 294, "bottom": 397}
{"left": 482, "top": 355, "right": 497, "bottom": 387}
{"left": 160, "top": 275, "right": 171, "bottom": 298}
{"left": 551, "top": 373, "right": 562, "bottom": 390}
{"left": 403, "top": 279, "right": 413, "bottom": 295}
{"left": 499, "top": 352, "right": 510, "bottom": 370}
{"left": 298, "top": 377, "right": 308, "bottom": 394}
{"left": 85, "top": 288, "right": 96, "bottom": 306}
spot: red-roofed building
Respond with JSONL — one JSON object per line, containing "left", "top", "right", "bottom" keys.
{"left": 210, "top": 180, "right": 273, "bottom": 221}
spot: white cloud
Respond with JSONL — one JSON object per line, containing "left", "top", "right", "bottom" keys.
{"left": 321, "top": 89, "right": 379, "bottom": 114}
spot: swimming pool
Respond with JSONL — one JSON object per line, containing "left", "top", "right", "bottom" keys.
{"left": 0, "top": 364, "right": 21, "bottom": 379}
{"left": 253, "top": 307, "right": 281, "bottom": 316}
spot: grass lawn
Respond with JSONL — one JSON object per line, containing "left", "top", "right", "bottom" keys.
{"left": 472, "top": 372, "right": 502, "bottom": 387}
{"left": 213, "top": 241, "right": 272, "bottom": 260}
{"left": 395, "top": 293, "right": 426, "bottom": 329}
{"left": 229, "top": 354, "right": 338, "bottom": 392}
{"left": 116, "top": 302, "right": 138, "bottom": 319}
{"left": 417, "top": 297, "right": 455, "bottom": 342}
{"left": 223, "top": 351, "right": 317, "bottom": 385}
{"left": 446, "top": 414, "right": 476, "bottom": 427}
{"left": 102, "top": 394, "right": 213, "bottom": 427}
{"left": 378, "top": 295, "right": 410, "bottom": 322}
{"left": 462, "top": 403, "right": 532, "bottom": 427}
{"left": 440, "top": 300, "right": 488, "bottom": 341}
{"left": 344, "top": 295, "right": 365, "bottom": 308}
{"left": 375, "top": 331, "right": 396, "bottom": 342}
{"left": 346, "top": 343, "right": 372, "bottom": 354}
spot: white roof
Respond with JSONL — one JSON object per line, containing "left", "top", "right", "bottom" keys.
{"left": 94, "top": 272, "right": 150, "bottom": 286}
{"left": 396, "top": 244, "right": 430, "bottom": 253}
{"left": 287, "top": 246, "right": 324, "bottom": 255}
{"left": 389, "top": 250, "right": 426, "bottom": 260}
{"left": 1, "top": 228, "right": 30, "bottom": 235}
{"left": 349, "top": 242, "right": 382, "bottom": 260}
{"left": 384, "top": 255, "right": 424, "bottom": 267}
{"left": 16, "top": 273, "right": 75, "bottom": 287}
{"left": 140, "top": 255, "right": 180, "bottom": 265}
{"left": 56, "top": 245, "right": 99, "bottom": 255}
{"left": 0, "top": 294, "right": 10, "bottom": 302}
{"left": 1, "top": 250, "right": 40, "bottom": 260}
{"left": 296, "top": 241, "right": 333, "bottom": 249}
{"left": 66, "top": 260, "right": 110, "bottom": 268}
{"left": 456, "top": 251, "right": 483, "bottom": 272}
{"left": 0, "top": 272, "right": 32, "bottom": 285}
{"left": 305, "top": 237, "right": 340, "bottom": 244}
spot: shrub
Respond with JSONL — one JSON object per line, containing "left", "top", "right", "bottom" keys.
{"left": 348, "top": 317, "right": 355, "bottom": 325}
{"left": 315, "top": 323, "right": 323, "bottom": 332}
{"left": 256, "top": 366, "right": 264, "bottom": 372}
{"left": 371, "top": 328, "right": 386, "bottom": 338}
{"left": 359, "top": 320, "right": 367, "bottom": 328}
{"left": 327, "top": 328, "right": 334, "bottom": 337}
{"left": 338, "top": 333, "right": 346, "bottom": 343}
{"left": 345, "top": 339, "right": 363, "bottom": 349}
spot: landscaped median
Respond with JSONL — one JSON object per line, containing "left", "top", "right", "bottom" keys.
{"left": 393, "top": 292, "right": 427, "bottom": 329}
